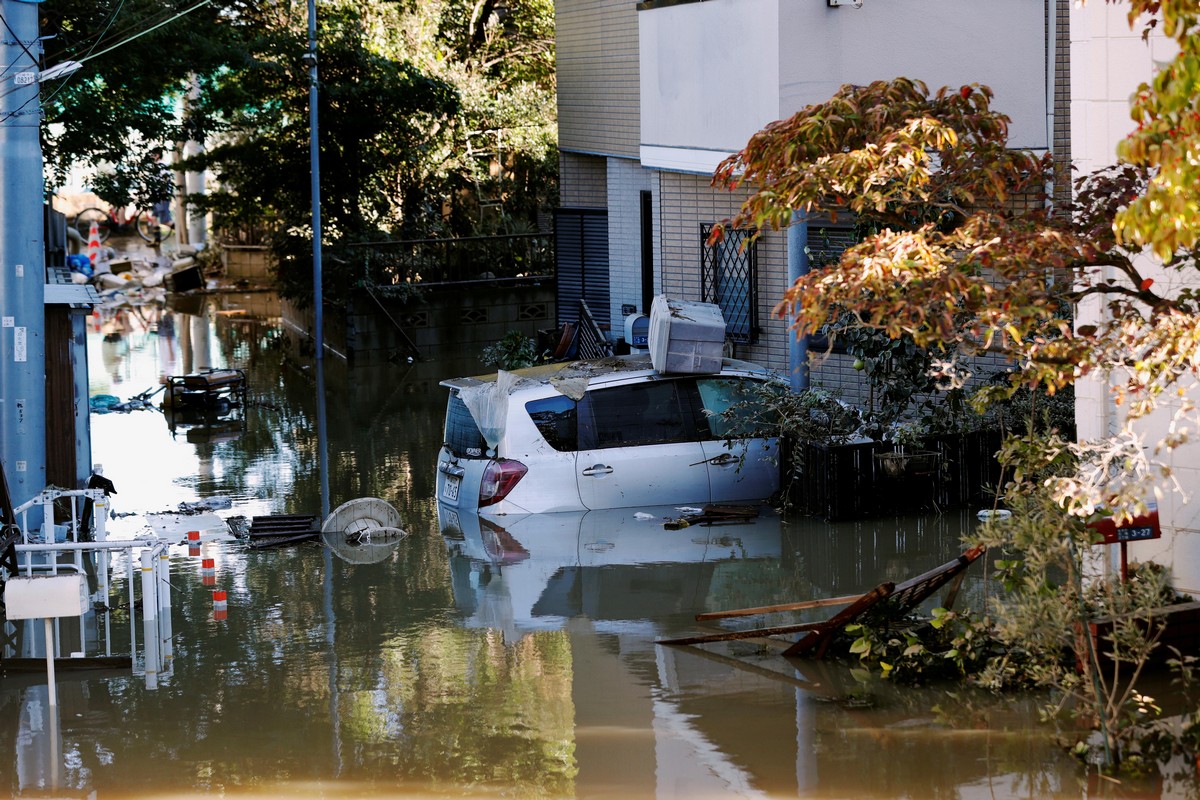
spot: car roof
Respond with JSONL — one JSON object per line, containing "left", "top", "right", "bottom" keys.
{"left": 440, "top": 353, "right": 777, "bottom": 393}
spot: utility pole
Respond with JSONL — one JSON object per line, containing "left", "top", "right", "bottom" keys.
{"left": 0, "top": 0, "right": 47, "bottom": 511}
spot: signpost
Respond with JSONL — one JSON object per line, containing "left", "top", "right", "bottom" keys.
{"left": 1087, "top": 502, "right": 1162, "bottom": 582}
{"left": 3, "top": 573, "right": 88, "bottom": 707}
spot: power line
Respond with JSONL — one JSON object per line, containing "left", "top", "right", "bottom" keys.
{"left": 0, "top": 0, "right": 212, "bottom": 127}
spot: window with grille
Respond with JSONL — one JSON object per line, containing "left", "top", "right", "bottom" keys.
{"left": 700, "top": 224, "right": 758, "bottom": 345}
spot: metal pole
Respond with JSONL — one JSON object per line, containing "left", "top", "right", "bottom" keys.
{"left": 307, "top": 0, "right": 324, "bottom": 362}
{"left": 786, "top": 211, "right": 810, "bottom": 390}
{"left": 307, "top": 0, "right": 329, "bottom": 524}
{"left": 140, "top": 549, "right": 158, "bottom": 686}
{"left": 0, "top": 0, "right": 47, "bottom": 515}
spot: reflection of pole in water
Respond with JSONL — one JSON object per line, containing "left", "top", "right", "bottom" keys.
{"left": 157, "top": 310, "right": 178, "bottom": 382}
{"left": 190, "top": 313, "right": 212, "bottom": 372}
{"left": 317, "top": 357, "right": 330, "bottom": 521}
{"left": 179, "top": 311, "right": 193, "bottom": 374}
{"left": 16, "top": 687, "right": 62, "bottom": 793}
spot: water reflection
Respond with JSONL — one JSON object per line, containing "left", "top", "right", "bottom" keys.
{"left": 4, "top": 294, "right": 1181, "bottom": 798}
{"left": 441, "top": 503, "right": 784, "bottom": 642}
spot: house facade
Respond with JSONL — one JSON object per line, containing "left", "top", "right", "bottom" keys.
{"left": 556, "top": 0, "right": 1070, "bottom": 401}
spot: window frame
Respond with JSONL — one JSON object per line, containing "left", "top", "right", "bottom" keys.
{"left": 700, "top": 224, "right": 759, "bottom": 345}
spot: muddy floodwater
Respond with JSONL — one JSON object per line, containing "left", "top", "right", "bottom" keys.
{"left": 0, "top": 294, "right": 1189, "bottom": 798}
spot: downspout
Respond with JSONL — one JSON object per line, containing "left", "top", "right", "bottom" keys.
{"left": 786, "top": 210, "right": 809, "bottom": 390}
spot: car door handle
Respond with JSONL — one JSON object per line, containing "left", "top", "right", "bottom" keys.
{"left": 581, "top": 464, "right": 614, "bottom": 477}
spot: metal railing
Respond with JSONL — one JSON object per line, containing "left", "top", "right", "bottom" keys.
{"left": 3, "top": 488, "right": 174, "bottom": 687}
{"left": 335, "top": 232, "right": 555, "bottom": 291}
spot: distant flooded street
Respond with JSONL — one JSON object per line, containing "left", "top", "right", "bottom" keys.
{"left": 0, "top": 293, "right": 1179, "bottom": 798}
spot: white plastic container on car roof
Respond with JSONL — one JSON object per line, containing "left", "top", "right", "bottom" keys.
{"left": 647, "top": 295, "right": 726, "bottom": 374}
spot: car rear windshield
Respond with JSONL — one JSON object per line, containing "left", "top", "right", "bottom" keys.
{"left": 444, "top": 392, "right": 488, "bottom": 458}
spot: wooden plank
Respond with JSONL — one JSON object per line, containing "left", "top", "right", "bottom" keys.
{"left": 657, "top": 620, "right": 830, "bottom": 646}
{"left": 668, "top": 642, "right": 821, "bottom": 691}
{"left": 696, "top": 594, "right": 859, "bottom": 621}
{"left": 782, "top": 582, "right": 895, "bottom": 659}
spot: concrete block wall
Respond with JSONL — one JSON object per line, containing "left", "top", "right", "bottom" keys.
{"left": 223, "top": 246, "right": 274, "bottom": 283}
{"left": 345, "top": 285, "right": 556, "bottom": 368}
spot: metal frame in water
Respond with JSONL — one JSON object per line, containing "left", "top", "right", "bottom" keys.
{"left": 5, "top": 487, "right": 175, "bottom": 688}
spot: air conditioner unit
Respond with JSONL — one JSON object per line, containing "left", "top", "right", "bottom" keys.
{"left": 828, "top": 0, "right": 862, "bottom": 6}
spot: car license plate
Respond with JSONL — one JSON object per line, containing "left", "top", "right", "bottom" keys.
{"left": 442, "top": 475, "right": 461, "bottom": 502}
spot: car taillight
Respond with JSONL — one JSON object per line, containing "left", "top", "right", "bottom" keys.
{"left": 479, "top": 459, "right": 528, "bottom": 507}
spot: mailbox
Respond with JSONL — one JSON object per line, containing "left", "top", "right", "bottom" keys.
{"left": 3, "top": 574, "right": 89, "bottom": 620}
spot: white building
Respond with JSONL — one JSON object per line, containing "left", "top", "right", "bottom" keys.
{"left": 556, "top": 0, "right": 1069, "bottom": 401}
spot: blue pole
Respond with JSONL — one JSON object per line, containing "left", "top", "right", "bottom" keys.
{"left": 308, "top": 0, "right": 323, "bottom": 362}
{"left": 0, "top": 0, "right": 47, "bottom": 512}
{"left": 307, "top": 0, "right": 329, "bottom": 520}
{"left": 786, "top": 211, "right": 809, "bottom": 390}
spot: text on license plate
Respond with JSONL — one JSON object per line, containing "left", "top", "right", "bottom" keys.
{"left": 442, "top": 475, "right": 461, "bottom": 502}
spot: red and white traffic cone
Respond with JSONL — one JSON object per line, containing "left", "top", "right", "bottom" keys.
{"left": 87, "top": 220, "right": 101, "bottom": 266}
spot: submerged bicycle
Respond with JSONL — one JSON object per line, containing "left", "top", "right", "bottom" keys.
{"left": 73, "top": 206, "right": 175, "bottom": 244}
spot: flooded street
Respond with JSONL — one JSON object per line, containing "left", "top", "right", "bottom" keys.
{"left": 0, "top": 294, "right": 1171, "bottom": 798}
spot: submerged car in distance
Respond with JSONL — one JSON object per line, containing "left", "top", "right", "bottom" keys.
{"left": 435, "top": 353, "right": 781, "bottom": 515}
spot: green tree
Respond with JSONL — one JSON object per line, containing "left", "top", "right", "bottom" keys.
{"left": 39, "top": 0, "right": 558, "bottom": 302}
{"left": 40, "top": 0, "right": 237, "bottom": 205}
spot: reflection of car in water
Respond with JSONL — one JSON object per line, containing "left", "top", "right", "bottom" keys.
{"left": 435, "top": 354, "right": 782, "bottom": 515}
{"left": 439, "top": 502, "right": 783, "bottom": 641}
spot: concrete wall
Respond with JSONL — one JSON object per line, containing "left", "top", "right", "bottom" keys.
{"left": 640, "top": 0, "right": 1050, "bottom": 171}
{"left": 343, "top": 284, "right": 556, "bottom": 368}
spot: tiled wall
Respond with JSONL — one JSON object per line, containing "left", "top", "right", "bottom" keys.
{"left": 559, "top": 152, "right": 608, "bottom": 208}
{"left": 556, "top": 0, "right": 640, "bottom": 159}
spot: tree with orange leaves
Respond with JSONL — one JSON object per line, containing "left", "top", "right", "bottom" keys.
{"left": 710, "top": 2, "right": 1200, "bottom": 768}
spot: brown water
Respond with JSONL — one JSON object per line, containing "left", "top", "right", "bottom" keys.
{"left": 0, "top": 296, "right": 1184, "bottom": 798}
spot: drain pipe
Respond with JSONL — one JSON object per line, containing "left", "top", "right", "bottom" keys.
{"left": 786, "top": 211, "right": 810, "bottom": 390}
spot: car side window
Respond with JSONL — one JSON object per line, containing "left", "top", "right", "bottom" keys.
{"left": 578, "top": 380, "right": 701, "bottom": 449}
{"left": 695, "top": 377, "right": 778, "bottom": 439}
{"left": 525, "top": 394, "right": 579, "bottom": 452}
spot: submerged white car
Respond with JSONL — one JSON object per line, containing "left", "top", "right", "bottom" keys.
{"left": 435, "top": 353, "right": 781, "bottom": 514}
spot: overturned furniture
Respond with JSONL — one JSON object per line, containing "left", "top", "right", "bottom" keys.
{"left": 162, "top": 368, "right": 247, "bottom": 413}
{"left": 658, "top": 545, "right": 985, "bottom": 658}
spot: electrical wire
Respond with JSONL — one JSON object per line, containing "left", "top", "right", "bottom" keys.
{"left": 0, "top": 0, "right": 212, "bottom": 127}
{"left": 77, "top": 0, "right": 211, "bottom": 65}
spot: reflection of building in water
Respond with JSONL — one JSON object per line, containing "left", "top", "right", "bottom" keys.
{"left": 156, "top": 310, "right": 177, "bottom": 382}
